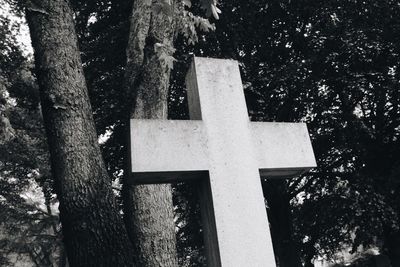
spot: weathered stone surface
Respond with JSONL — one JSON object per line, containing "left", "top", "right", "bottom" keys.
{"left": 251, "top": 122, "right": 316, "bottom": 178}
{"left": 130, "top": 120, "right": 209, "bottom": 183}
{"left": 131, "top": 120, "right": 208, "bottom": 172}
{"left": 129, "top": 57, "right": 317, "bottom": 267}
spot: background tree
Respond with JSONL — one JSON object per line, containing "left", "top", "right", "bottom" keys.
{"left": 170, "top": 0, "right": 400, "bottom": 266}
{"left": 122, "top": 1, "right": 179, "bottom": 266}
{"left": 24, "top": 0, "right": 135, "bottom": 265}
{"left": 0, "top": 11, "right": 64, "bottom": 266}
{"left": 70, "top": 0, "right": 215, "bottom": 265}
{"left": 2, "top": 0, "right": 400, "bottom": 266}
{"left": 3, "top": 0, "right": 217, "bottom": 266}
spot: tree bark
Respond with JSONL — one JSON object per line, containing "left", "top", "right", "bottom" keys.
{"left": 25, "top": 1, "right": 135, "bottom": 266}
{"left": 263, "top": 179, "right": 302, "bottom": 267}
{"left": 123, "top": 1, "right": 178, "bottom": 267}
{"left": 303, "top": 240, "right": 317, "bottom": 267}
{"left": 384, "top": 230, "right": 400, "bottom": 267}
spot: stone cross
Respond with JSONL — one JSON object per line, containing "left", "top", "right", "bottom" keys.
{"left": 128, "top": 57, "right": 317, "bottom": 267}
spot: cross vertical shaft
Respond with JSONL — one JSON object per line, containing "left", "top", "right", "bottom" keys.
{"left": 186, "top": 57, "right": 276, "bottom": 267}
{"left": 130, "top": 57, "right": 316, "bottom": 267}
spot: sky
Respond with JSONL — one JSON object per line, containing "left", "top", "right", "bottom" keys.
{"left": 1, "top": 1, "right": 33, "bottom": 56}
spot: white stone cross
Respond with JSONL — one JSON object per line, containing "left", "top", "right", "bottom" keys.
{"left": 129, "top": 57, "right": 316, "bottom": 267}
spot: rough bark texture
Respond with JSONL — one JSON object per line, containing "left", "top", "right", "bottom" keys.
{"left": 25, "top": 1, "right": 135, "bottom": 266}
{"left": 123, "top": 1, "right": 179, "bottom": 267}
{"left": 263, "top": 179, "right": 302, "bottom": 267}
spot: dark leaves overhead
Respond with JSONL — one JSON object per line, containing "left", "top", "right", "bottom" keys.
{"left": 2, "top": 0, "right": 399, "bottom": 265}
{"left": 171, "top": 0, "right": 400, "bottom": 263}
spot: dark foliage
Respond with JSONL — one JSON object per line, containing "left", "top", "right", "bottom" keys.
{"left": 0, "top": 11, "right": 61, "bottom": 266}
{"left": 1, "top": 0, "right": 399, "bottom": 266}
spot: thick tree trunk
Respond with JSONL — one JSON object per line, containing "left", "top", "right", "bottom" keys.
{"left": 25, "top": 1, "right": 135, "bottom": 266}
{"left": 384, "top": 230, "right": 400, "bottom": 267}
{"left": 303, "top": 241, "right": 317, "bottom": 267}
{"left": 263, "top": 179, "right": 302, "bottom": 267}
{"left": 123, "top": 1, "right": 178, "bottom": 266}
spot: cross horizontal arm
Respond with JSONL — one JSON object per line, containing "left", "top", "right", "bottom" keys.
{"left": 251, "top": 122, "right": 317, "bottom": 178}
{"left": 129, "top": 119, "right": 209, "bottom": 183}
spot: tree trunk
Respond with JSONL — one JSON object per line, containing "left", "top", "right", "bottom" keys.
{"left": 303, "top": 241, "right": 317, "bottom": 267}
{"left": 25, "top": 1, "right": 135, "bottom": 266}
{"left": 384, "top": 230, "right": 400, "bottom": 267}
{"left": 123, "top": 1, "right": 178, "bottom": 266}
{"left": 263, "top": 179, "right": 302, "bottom": 267}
